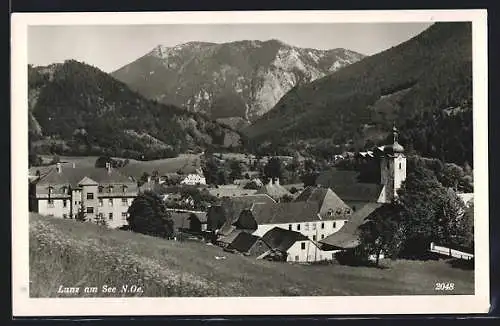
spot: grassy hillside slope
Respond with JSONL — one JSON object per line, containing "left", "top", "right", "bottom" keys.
{"left": 30, "top": 213, "right": 474, "bottom": 297}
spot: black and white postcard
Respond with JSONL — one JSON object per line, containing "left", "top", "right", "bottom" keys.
{"left": 11, "top": 9, "right": 489, "bottom": 316}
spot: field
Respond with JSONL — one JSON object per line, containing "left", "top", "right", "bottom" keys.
{"left": 32, "top": 154, "right": 202, "bottom": 178}
{"left": 29, "top": 213, "right": 474, "bottom": 298}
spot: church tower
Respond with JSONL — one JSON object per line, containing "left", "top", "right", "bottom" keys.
{"left": 378, "top": 125, "right": 407, "bottom": 204}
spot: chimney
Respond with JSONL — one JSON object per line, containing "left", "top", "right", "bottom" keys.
{"left": 267, "top": 178, "right": 272, "bottom": 186}
{"left": 105, "top": 162, "right": 111, "bottom": 174}
{"left": 275, "top": 178, "right": 280, "bottom": 186}
{"left": 56, "top": 163, "right": 62, "bottom": 174}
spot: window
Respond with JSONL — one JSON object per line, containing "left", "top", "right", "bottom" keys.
{"left": 305, "top": 223, "right": 309, "bottom": 231}
{"left": 75, "top": 201, "right": 78, "bottom": 205}
{"left": 98, "top": 186, "right": 104, "bottom": 193}
{"left": 122, "top": 185, "right": 128, "bottom": 193}
{"left": 98, "top": 213, "right": 103, "bottom": 219}
{"left": 63, "top": 200, "right": 67, "bottom": 208}
{"left": 87, "top": 193, "right": 94, "bottom": 200}
{"left": 121, "top": 212, "right": 128, "bottom": 220}
{"left": 108, "top": 213, "right": 113, "bottom": 220}
{"left": 336, "top": 208, "right": 342, "bottom": 215}
{"left": 63, "top": 214, "right": 67, "bottom": 219}
{"left": 109, "top": 199, "right": 113, "bottom": 206}
{"left": 321, "top": 234, "right": 325, "bottom": 239}
{"left": 399, "top": 162, "right": 402, "bottom": 169}
{"left": 108, "top": 186, "right": 114, "bottom": 193}
{"left": 121, "top": 198, "right": 128, "bottom": 206}
{"left": 333, "top": 221, "right": 336, "bottom": 228}
{"left": 288, "top": 224, "right": 292, "bottom": 230}
{"left": 301, "top": 242, "right": 306, "bottom": 250}
{"left": 313, "top": 235, "right": 316, "bottom": 241}
{"left": 47, "top": 199, "right": 54, "bottom": 208}
{"left": 61, "top": 186, "right": 67, "bottom": 194}
{"left": 87, "top": 207, "right": 94, "bottom": 214}
{"left": 295, "top": 256, "right": 299, "bottom": 261}
{"left": 296, "top": 224, "right": 301, "bottom": 231}
{"left": 312, "top": 223, "right": 316, "bottom": 231}
{"left": 327, "top": 209, "right": 333, "bottom": 217}
{"left": 48, "top": 186, "right": 53, "bottom": 195}
{"left": 345, "top": 208, "right": 351, "bottom": 215}
{"left": 99, "top": 199, "right": 103, "bottom": 207}
{"left": 321, "top": 222, "right": 325, "bottom": 229}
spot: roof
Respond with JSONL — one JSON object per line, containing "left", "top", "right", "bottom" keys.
{"left": 208, "top": 186, "right": 258, "bottom": 198}
{"left": 315, "top": 168, "right": 383, "bottom": 203}
{"left": 78, "top": 176, "right": 98, "bottom": 186}
{"left": 255, "top": 182, "right": 291, "bottom": 201}
{"left": 218, "top": 229, "right": 253, "bottom": 244}
{"left": 227, "top": 232, "right": 262, "bottom": 253}
{"left": 170, "top": 212, "right": 191, "bottom": 230}
{"left": 294, "top": 186, "right": 352, "bottom": 218}
{"left": 318, "top": 203, "right": 383, "bottom": 250}
{"left": 261, "top": 227, "right": 308, "bottom": 252}
{"left": 36, "top": 166, "right": 135, "bottom": 188}
{"left": 251, "top": 201, "right": 321, "bottom": 225}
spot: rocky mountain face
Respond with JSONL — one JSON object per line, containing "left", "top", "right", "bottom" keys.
{"left": 111, "top": 40, "right": 364, "bottom": 121}
{"left": 28, "top": 60, "right": 242, "bottom": 160}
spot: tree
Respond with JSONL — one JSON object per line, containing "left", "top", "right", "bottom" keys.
{"left": 127, "top": 191, "right": 174, "bottom": 238}
{"left": 75, "top": 205, "right": 87, "bottom": 222}
{"left": 358, "top": 204, "right": 402, "bottom": 266}
{"left": 29, "top": 152, "right": 43, "bottom": 167}
{"left": 263, "top": 157, "right": 283, "bottom": 182}
{"left": 229, "top": 160, "right": 243, "bottom": 181}
{"left": 95, "top": 156, "right": 112, "bottom": 168}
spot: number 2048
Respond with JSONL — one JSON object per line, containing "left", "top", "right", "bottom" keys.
{"left": 435, "top": 282, "right": 455, "bottom": 291}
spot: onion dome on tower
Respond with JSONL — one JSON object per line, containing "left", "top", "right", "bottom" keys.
{"left": 383, "top": 125, "right": 405, "bottom": 155}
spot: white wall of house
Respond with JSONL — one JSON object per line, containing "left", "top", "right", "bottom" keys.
{"left": 180, "top": 174, "right": 206, "bottom": 185}
{"left": 286, "top": 240, "right": 338, "bottom": 263}
{"left": 253, "top": 219, "right": 347, "bottom": 241}
{"left": 95, "top": 197, "right": 134, "bottom": 228}
{"left": 37, "top": 198, "right": 71, "bottom": 218}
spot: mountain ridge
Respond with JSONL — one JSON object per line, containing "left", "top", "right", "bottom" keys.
{"left": 244, "top": 22, "right": 473, "bottom": 166}
{"left": 111, "top": 39, "right": 364, "bottom": 121}
{"left": 28, "top": 60, "right": 242, "bottom": 161}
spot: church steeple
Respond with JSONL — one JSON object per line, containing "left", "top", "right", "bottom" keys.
{"left": 378, "top": 124, "right": 407, "bottom": 204}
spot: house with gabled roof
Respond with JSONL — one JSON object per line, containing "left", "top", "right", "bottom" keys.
{"left": 30, "top": 162, "right": 138, "bottom": 228}
{"left": 258, "top": 227, "right": 335, "bottom": 263}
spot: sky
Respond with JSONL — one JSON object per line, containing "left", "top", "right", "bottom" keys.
{"left": 28, "top": 23, "right": 433, "bottom": 73}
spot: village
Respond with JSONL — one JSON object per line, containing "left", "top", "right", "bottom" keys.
{"left": 28, "top": 127, "right": 475, "bottom": 265}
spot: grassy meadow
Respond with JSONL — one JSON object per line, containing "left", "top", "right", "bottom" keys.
{"left": 29, "top": 213, "right": 474, "bottom": 298}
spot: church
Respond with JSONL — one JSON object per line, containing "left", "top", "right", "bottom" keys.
{"left": 318, "top": 126, "right": 407, "bottom": 250}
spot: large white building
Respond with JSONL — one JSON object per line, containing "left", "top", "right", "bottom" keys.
{"left": 29, "top": 162, "right": 138, "bottom": 229}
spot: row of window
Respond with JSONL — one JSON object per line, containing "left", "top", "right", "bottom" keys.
{"left": 288, "top": 221, "right": 337, "bottom": 231}
{"left": 48, "top": 198, "right": 129, "bottom": 207}
{"left": 327, "top": 208, "right": 351, "bottom": 216}
{"left": 62, "top": 212, "right": 127, "bottom": 220}
{"left": 47, "top": 185, "right": 130, "bottom": 195}
{"left": 98, "top": 185, "right": 128, "bottom": 193}
{"left": 98, "top": 198, "right": 129, "bottom": 207}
